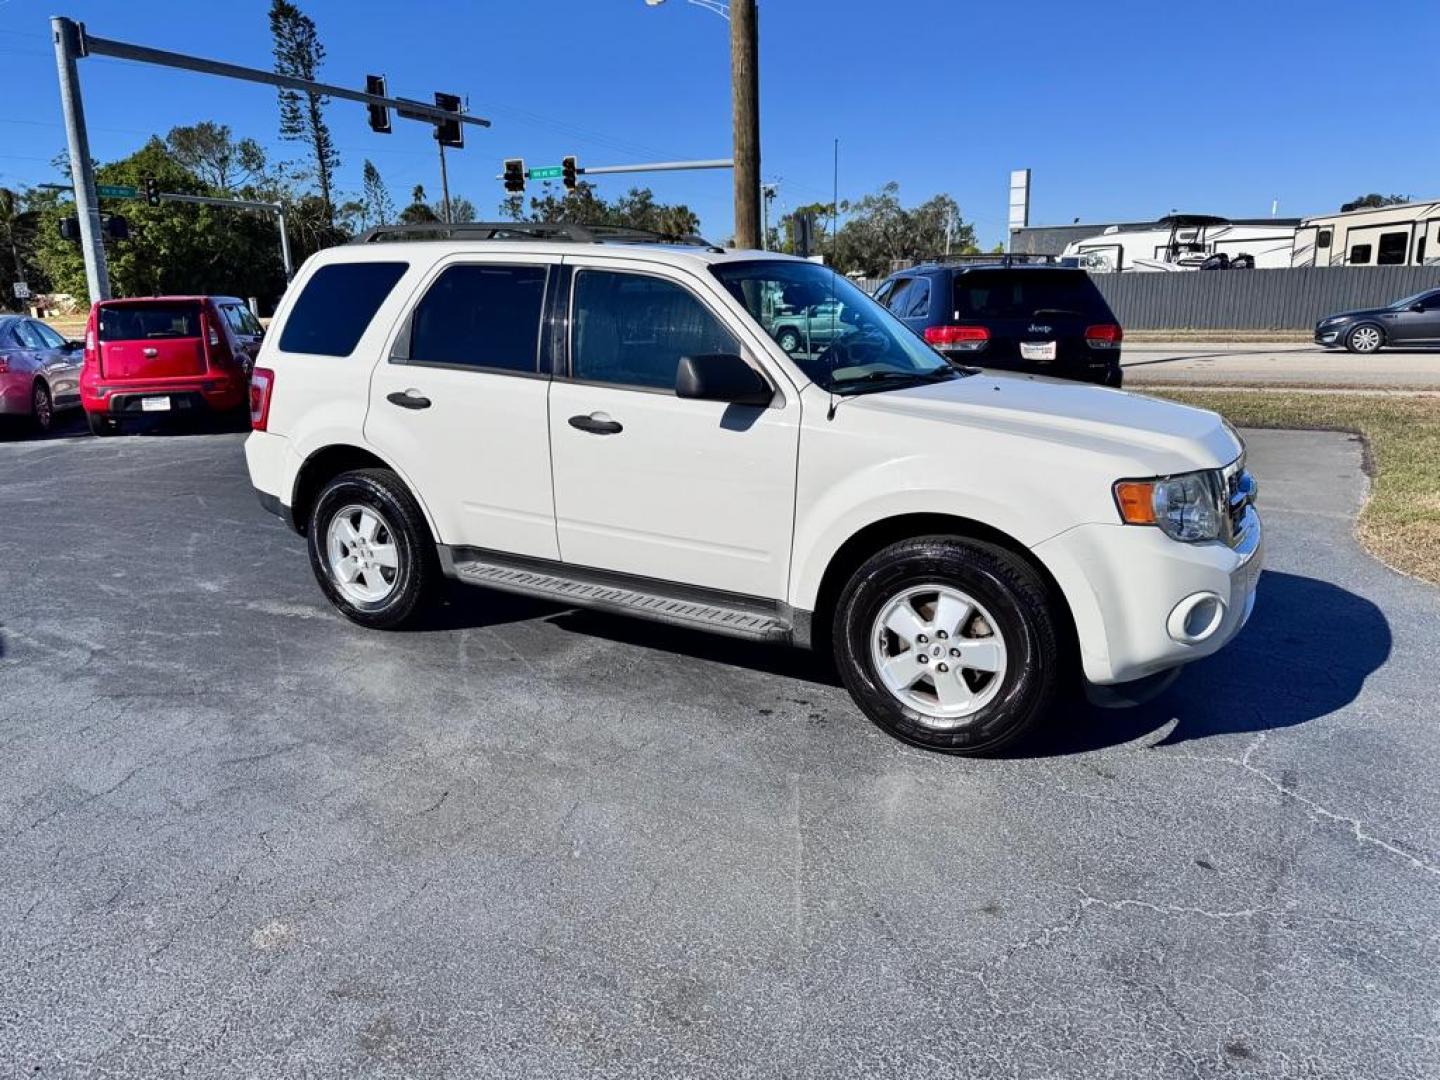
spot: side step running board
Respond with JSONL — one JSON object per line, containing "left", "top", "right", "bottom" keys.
{"left": 439, "top": 547, "right": 799, "bottom": 645}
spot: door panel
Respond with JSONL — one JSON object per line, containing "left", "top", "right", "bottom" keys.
{"left": 363, "top": 256, "right": 559, "bottom": 558}
{"left": 548, "top": 382, "right": 797, "bottom": 598}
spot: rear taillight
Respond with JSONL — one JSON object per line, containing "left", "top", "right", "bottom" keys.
{"left": 1085, "top": 323, "right": 1123, "bottom": 348}
{"left": 924, "top": 325, "right": 990, "bottom": 352}
{"left": 249, "top": 367, "right": 275, "bottom": 431}
{"left": 0, "top": 357, "right": 9, "bottom": 374}
{"left": 208, "top": 325, "right": 221, "bottom": 348}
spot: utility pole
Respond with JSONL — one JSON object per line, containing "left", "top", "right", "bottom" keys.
{"left": 438, "top": 143, "right": 452, "bottom": 224}
{"left": 730, "top": 0, "right": 760, "bottom": 249}
{"left": 50, "top": 17, "right": 109, "bottom": 301}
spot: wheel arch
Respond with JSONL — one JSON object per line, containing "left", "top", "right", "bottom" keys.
{"left": 808, "top": 512, "right": 1080, "bottom": 667}
{"left": 289, "top": 442, "right": 435, "bottom": 539}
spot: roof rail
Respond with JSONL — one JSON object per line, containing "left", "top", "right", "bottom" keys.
{"left": 351, "top": 220, "right": 724, "bottom": 252}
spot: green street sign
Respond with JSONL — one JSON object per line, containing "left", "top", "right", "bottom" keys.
{"left": 527, "top": 166, "right": 564, "bottom": 180}
{"left": 96, "top": 184, "right": 137, "bottom": 199}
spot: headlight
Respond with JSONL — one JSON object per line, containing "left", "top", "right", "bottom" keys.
{"left": 1113, "top": 469, "right": 1225, "bottom": 543}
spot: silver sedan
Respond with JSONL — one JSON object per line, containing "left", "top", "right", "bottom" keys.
{"left": 0, "top": 315, "right": 84, "bottom": 434}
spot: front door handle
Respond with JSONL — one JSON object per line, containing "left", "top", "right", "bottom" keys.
{"left": 387, "top": 389, "right": 431, "bottom": 410}
{"left": 568, "top": 413, "right": 623, "bottom": 435}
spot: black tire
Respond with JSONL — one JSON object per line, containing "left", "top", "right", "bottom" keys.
{"left": 833, "top": 536, "right": 1062, "bottom": 755}
{"left": 307, "top": 468, "right": 437, "bottom": 629}
{"left": 1345, "top": 323, "right": 1384, "bottom": 354}
{"left": 1104, "top": 365, "right": 1124, "bottom": 388}
{"left": 776, "top": 328, "right": 801, "bottom": 353}
{"left": 86, "top": 411, "right": 118, "bottom": 437}
{"left": 31, "top": 381, "right": 53, "bottom": 434}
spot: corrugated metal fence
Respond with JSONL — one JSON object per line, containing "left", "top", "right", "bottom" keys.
{"left": 1089, "top": 266, "right": 1440, "bottom": 330}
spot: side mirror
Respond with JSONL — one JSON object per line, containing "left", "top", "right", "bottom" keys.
{"left": 676, "top": 353, "right": 773, "bottom": 407}
{"left": 1410, "top": 302, "right": 1426, "bottom": 313}
{"left": 65, "top": 339, "right": 83, "bottom": 351}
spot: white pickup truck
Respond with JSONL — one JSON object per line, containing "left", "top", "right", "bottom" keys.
{"left": 245, "top": 224, "right": 1261, "bottom": 755}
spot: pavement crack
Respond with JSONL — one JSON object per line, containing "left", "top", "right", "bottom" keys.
{"left": 1233, "top": 734, "right": 1440, "bottom": 879}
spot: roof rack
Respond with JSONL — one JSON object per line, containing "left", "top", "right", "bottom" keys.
{"left": 927, "top": 253, "right": 1070, "bottom": 267}
{"left": 351, "top": 220, "right": 724, "bottom": 252}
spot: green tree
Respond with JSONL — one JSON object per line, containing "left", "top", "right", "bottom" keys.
{"left": 399, "top": 184, "right": 439, "bottom": 224}
{"left": 0, "top": 187, "right": 49, "bottom": 311}
{"left": 360, "top": 160, "right": 394, "bottom": 227}
{"left": 502, "top": 180, "right": 700, "bottom": 236}
{"left": 831, "top": 182, "right": 976, "bottom": 276}
{"left": 270, "top": 0, "right": 338, "bottom": 224}
{"left": 1340, "top": 193, "right": 1410, "bottom": 212}
{"left": 34, "top": 138, "right": 285, "bottom": 305}
{"left": 165, "top": 122, "right": 267, "bottom": 194}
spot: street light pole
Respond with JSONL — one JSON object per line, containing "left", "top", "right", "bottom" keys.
{"left": 730, "top": 0, "right": 761, "bottom": 249}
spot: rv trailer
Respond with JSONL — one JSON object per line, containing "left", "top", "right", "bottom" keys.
{"left": 1292, "top": 199, "right": 1440, "bottom": 268}
{"left": 1061, "top": 214, "right": 1299, "bottom": 272}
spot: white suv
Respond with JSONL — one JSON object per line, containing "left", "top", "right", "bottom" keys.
{"left": 245, "top": 223, "right": 1261, "bottom": 755}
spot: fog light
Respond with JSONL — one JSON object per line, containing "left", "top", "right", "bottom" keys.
{"left": 1167, "top": 592, "right": 1226, "bottom": 644}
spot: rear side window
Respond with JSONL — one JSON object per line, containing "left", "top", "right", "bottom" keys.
{"left": 407, "top": 264, "right": 548, "bottom": 374}
{"left": 953, "top": 270, "right": 1108, "bottom": 320}
{"left": 902, "top": 278, "right": 931, "bottom": 318}
{"left": 221, "top": 303, "right": 263, "bottom": 336}
{"left": 99, "top": 304, "right": 200, "bottom": 341}
{"left": 278, "top": 262, "right": 407, "bottom": 357}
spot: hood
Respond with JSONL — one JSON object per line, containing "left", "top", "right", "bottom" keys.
{"left": 1320, "top": 308, "right": 1388, "bottom": 322}
{"left": 846, "top": 371, "right": 1241, "bottom": 474}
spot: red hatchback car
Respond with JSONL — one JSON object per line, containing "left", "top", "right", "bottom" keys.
{"left": 80, "top": 295, "right": 262, "bottom": 435}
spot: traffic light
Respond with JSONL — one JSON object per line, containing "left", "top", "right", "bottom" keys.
{"left": 143, "top": 176, "right": 160, "bottom": 207}
{"left": 562, "top": 156, "right": 578, "bottom": 192}
{"left": 793, "top": 211, "right": 815, "bottom": 257}
{"left": 433, "top": 91, "right": 463, "bottom": 149}
{"left": 503, "top": 159, "right": 526, "bottom": 194}
{"left": 366, "top": 74, "right": 391, "bottom": 134}
{"left": 104, "top": 215, "right": 129, "bottom": 241}
{"left": 59, "top": 216, "right": 81, "bottom": 242}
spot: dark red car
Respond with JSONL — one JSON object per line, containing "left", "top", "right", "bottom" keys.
{"left": 80, "top": 295, "right": 263, "bottom": 436}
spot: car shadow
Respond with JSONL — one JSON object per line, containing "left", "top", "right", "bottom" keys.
{"left": 1027, "top": 569, "right": 1391, "bottom": 755}
{"left": 420, "top": 568, "right": 1389, "bottom": 751}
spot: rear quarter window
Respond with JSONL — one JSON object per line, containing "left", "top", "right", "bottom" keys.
{"left": 278, "top": 262, "right": 408, "bottom": 357}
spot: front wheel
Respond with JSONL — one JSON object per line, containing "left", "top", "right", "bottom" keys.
{"left": 307, "top": 468, "right": 437, "bottom": 629}
{"left": 1345, "top": 324, "right": 1383, "bottom": 354}
{"left": 834, "top": 536, "right": 1063, "bottom": 755}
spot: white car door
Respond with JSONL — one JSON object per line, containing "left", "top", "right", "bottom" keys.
{"left": 547, "top": 259, "right": 799, "bottom": 600}
{"left": 364, "top": 254, "right": 560, "bottom": 558}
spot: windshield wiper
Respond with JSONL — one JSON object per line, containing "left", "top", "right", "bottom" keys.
{"left": 835, "top": 367, "right": 960, "bottom": 396}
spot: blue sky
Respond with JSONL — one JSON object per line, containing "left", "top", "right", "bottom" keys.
{"left": 4, "top": 0, "right": 1437, "bottom": 245}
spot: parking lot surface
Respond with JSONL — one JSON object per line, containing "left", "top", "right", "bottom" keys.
{"left": 1123, "top": 340, "right": 1440, "bottom": 388}
{"left": 2, "top": 425, "right": 1437, "bottom": 1078}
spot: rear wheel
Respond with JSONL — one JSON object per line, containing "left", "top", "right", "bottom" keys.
{"left": 307, "top": 469, "right": 437, "bottom": 629}
{"left": 1345, "top": 324, "right": 1383, "bottom": 353}
{"left": 86, "top": 411, "right": 118, "bottom": 437}
{"left": 776, "top": 328, "right": 801, "bottom": 353}
{"left": 31, "top": 382, "right": 52, "bottom": 434}
{"left": 834, "top": 536, "right": 1062, "bottom": 755}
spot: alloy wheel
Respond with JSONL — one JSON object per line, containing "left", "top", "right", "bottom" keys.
{"left": 32, "top": 385, "right": 52, "bottom": 431}
{"left": 869, "top": 583, "right": 1008, "bottom": 727}
{"left": 1351, "top": 326, "right": 1382, "bottom": 352}
{"left": 324, "top": 504, "right": 401, "bottom": 604}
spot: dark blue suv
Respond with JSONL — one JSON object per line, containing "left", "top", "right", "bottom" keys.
{"left": 874, "top": 262, "right": 1124, "bottom": 386}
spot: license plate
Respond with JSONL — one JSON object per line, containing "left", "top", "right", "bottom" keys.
{"left": 1020, "top": 341, "right": 1057, "bottom": 361}
{"left": 141, "top": 396, "right": 170, "bottom": 413}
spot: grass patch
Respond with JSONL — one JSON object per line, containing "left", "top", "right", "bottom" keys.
{"left": 1150, "top": 389, "right": 1440, "bottom": 586}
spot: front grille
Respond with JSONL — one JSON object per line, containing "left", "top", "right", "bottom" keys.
{"left": 1223, "top": 458, "right": 1255, "bottom": 545}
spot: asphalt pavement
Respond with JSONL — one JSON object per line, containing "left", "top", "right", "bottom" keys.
{"left": 1122, "top": 341, "right": 1440, "bottom": 388}
{"left": 1, "top": 421, "right": 1437, "bottom": 1078}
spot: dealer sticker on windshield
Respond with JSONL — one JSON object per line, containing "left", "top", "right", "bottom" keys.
{"left": 1020, "top": 341, "right": 1057, "bottom": 361}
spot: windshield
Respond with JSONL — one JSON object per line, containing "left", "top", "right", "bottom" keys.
{"left": 710, "top": 260, "right": 960, "bottom": 394}
{"left": 1389, "top": 289, "right": 1439, "bottom": 311}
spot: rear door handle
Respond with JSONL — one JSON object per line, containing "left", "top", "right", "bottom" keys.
{"left": 387, "top": 389, "right": 431, "bottom": 410}
{"left": 568, "top": 413, "right": 623, "bottom": 435}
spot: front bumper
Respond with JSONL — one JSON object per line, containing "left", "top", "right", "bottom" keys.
{"left": 1315, "top": 324, "right": 1343, "bottom": 346}
{"left": 1035, "top": 506, "right": 1263, "bottom": 686}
